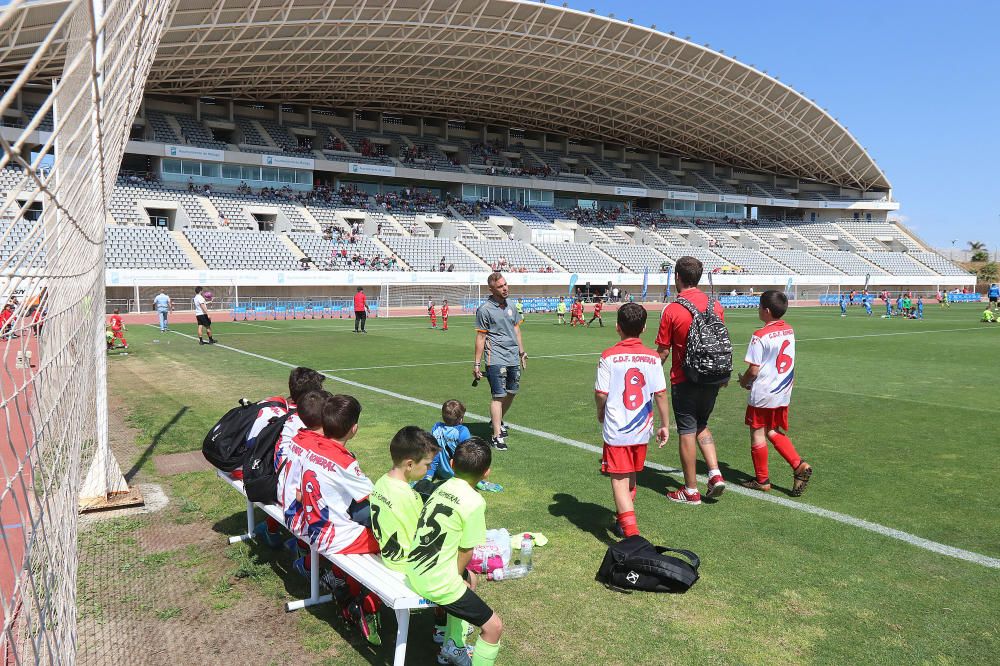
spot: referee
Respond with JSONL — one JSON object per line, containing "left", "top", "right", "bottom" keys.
{"left": 473, "top": 273, "right": 526, "bottom": 451}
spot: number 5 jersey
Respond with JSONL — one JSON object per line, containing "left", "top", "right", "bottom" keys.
{"left": 594, "top": 338, "right": 668, "bottom": 446}
{"left": 745, "top": 320, "right": 796, "bottom": 409}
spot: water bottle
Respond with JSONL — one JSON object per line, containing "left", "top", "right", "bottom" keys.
{"left": 489, "top": 565, "right": 529, "bottom": 581}
{"left": 519, "top": 534, "right": 533, "bottom": 571}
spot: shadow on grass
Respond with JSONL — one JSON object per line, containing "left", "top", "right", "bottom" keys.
{"left": 548, "top": 492, "right": 616, "bottom": 546}
{"left": 466, "top": 421, "right": 494, "bottom": 440}
{"left": 125, "top": 406, "right": 189, "bottom": 482}
{"left": 717, "top": 459, "right": 799, "bottom": 497}
{"left": 210, "top": 511, "right": 439, "bottom": 665}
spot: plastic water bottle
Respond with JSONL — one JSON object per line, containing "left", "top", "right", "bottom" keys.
{"left": 489, "top": 565, "right": 529, "bottom": 581}
{"left": 519, "top": 534, "right": 533, "bottom": 571}
{"left": 476, "top": 480, "right": 503, "bottom": 493}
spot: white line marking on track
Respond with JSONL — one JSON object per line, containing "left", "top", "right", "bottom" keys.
{"left": 161, "top": 327, "right": 1000, "bottom": 569}
{"left": 237, "top": 321, "right": 280, "bottom": 330}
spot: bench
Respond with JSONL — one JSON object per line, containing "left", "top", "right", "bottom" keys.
{"left": 217, "top": 471, "right": 434, "bottom": 665}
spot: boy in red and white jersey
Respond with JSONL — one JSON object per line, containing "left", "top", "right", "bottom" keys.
{"left": 738, "top": 290, "right": 813, "bottom": 496}
{"left": 441, "top": 299, "right": 449, "bottom": 331}
{"left": 108, "top": 308, "right": 127, "bottom": 348}
{"left": 428, "top": 300, "right": 437, "bottom": 328}
{"left": 595, "top": 303, "right": 671, "bottom": 538}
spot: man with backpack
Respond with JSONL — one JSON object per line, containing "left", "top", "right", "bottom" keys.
{"left": 655, "top": 256, "right": 733, "bottom": 505}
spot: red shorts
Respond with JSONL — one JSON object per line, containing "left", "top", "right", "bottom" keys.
{"left": 602, "top": 443, "right": 647, "bottom": 474}
{"left": 745, "top": 405, "right": 789, "bottom": 431}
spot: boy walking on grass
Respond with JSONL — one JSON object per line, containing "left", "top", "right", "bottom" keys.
{"left": 407, "top": 438, "right": 503, "bottom": 666}
{"left": 738, "top": 291, "right": 813, "bottom": 496}
{"left": 595, "top": 303, "right": 670, "bottom": 538}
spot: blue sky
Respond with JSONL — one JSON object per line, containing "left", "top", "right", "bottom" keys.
{"left": 576, "top": 0, "right": 1000, "bottom": 252}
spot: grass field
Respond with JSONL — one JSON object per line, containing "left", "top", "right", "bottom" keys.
{"left": 90, "top": 302, "right": 1000, "bottom": 665}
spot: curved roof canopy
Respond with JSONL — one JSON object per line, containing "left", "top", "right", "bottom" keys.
{"left": 0, "top": 0, "right": 890, "bottom": 190}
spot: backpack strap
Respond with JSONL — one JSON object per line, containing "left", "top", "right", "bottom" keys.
{"left": 675, "top": 297, "right": 701, "bottom": 318}
{"left": 654, "top": 546, "right": 700, "bottom": 570}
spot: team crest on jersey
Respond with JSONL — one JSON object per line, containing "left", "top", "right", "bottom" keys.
{"left": 507, "top": 308, "right": 513, "bottom": 317}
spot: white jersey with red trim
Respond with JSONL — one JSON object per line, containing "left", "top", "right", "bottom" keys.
{"left": 277, "top": 427, "right": 373, "bottom": 555}
{"left": 745, "top": 320, "right": 796, "bottom": 408}
{"left": 594, "top": 338, "right": 667, "bottom": 446}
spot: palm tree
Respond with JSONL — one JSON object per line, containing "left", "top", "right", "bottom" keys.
{"left": 968, "top": 241, "right": 989, "bottom": 262}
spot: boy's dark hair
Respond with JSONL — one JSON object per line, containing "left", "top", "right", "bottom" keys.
{"left": 323, "top": 394, "right": 362, "bottom": 439}
{"left": 760, "top": 290, "right": 788, "bottom": 319}
{"left": 452, "top": 436, "right": 491, "bottom": 477}
{"left": 288, "top": 367, "right": 325, "bottom": 403}
{"left": 194, "top": 286, "right": 203, "bottom": 294}
{"left": 389, "top": 426, "right": 440, "bottom": 465}
{"left": 674, "top": 256, "right": 703, "bottom": 288}
{"left": 113, "top": 308, "right": 120, "bottom": 314}
{"left": 298, "top": 390, "right": 333, "bottom": 429}
{"left": 616, "top": 302, "right": 647, "bottom": 337}
{"left": 441, "top": 399, "right": 466, "bottom": 426}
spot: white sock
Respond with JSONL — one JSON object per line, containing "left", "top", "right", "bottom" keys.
{"left": 685, "top": 486, "right": 699, "bottom": 495}
{"left": 708, "top": 469, "right": 721, "bottom": 480}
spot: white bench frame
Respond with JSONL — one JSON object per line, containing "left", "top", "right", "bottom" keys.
{"left": 217, "top": 471, "right": 434, "bottom": 666}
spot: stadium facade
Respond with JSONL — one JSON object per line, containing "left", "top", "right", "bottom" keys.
{"left": 1, "top": 0, "right": 974, "bottom": 312}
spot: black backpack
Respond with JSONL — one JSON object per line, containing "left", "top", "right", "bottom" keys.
{"left": 242, "top": 411, "right": 293, "bottom": 504}
{"left": 676, "top": 297, "right": 733, "bottom": 384}
{"left": 202, "top": 399, "right": 284, "bottom": 472}
{"left": 596, "top": 535, "right": 700, "bottom": 593}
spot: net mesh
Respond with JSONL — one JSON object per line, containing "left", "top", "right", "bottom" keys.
{"left": 0, "top": 0, "right": 169, "bottom": 661}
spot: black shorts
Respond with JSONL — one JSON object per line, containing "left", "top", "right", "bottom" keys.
{"left": 439, "top": 587, "right": 494, "bottom": 628}
{"left": 196, "top": 314, "right": 212, "bottom": 327}
{"left": 991, "top": 297, "right": 998, "bottom": 304}
{"left": 670, "top": 381, "right": 721, "bottom": 435}
{"left": 355, "top": 310, "right": 367, "bottom": 320}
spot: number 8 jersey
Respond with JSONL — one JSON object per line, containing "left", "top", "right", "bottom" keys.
{"left": 594, "top": 338, "right": 668, "bottom": 446}
{"left": 745, "top": 320, "right": 796, "bottom": 408}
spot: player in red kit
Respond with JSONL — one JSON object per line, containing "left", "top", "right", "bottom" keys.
{"left": 108, "top": 308, "right": 127, "bottom": 349}
{"left": 587, "top": 298, "right": 604, "bottom": 327}
{"left": 738, "top": 290, "right": 812, "bottom": 496}
{"left": 570, "top": 299, "right": 585, "bottom": 327}
{"left": 428, "top": 300, "right": 437, "bottom": 328}
{"left": 441, "top": 299, "right": 449, "bottom": 331}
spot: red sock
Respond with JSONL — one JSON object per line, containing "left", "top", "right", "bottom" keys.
{"left": 617, "top": 510, "right": 639, "bottom": 537}
{"left": 265, "top": 517, "right": 280, "bottom": 534}
{"left": 303, "top": 553, "right": 311, "bottom": 569}
{"left": 750, "top": 444, "right": 769, "bottom": 483}
{"left": 768, "top": 432, "right": 801, "bottom": 470}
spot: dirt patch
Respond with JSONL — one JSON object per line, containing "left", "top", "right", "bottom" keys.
{"left": 154, "top": 450, "right": 211, "bottom": 476}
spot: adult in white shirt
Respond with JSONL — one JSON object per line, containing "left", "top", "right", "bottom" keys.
{"left": 152, "top": 290, "right": 172, "bottom": 332}
{"left": 193, "top": 286, "right": 216, "bottom": 345}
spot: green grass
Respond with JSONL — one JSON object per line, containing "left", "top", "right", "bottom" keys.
{"left": 105, "top": 304, "right": 1000, "bottom": 664}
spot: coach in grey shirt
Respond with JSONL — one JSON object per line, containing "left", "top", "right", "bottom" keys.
{"left": 473, "top": 272, "right": 526, "bottom": 451}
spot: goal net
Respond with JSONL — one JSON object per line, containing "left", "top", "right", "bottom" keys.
{"left": 0, "top": 0, "right": 169, "bottom": 661}
{"left": 379, "top": 282, "right": 482, "bottom": 317}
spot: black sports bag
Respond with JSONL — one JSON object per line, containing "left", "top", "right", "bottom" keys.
{"left": 242, "top": 411, "right": 293, "bottom": 504}
{"left": 202, "top": 399, "right": 284, "bottom": 472}
{"left": 596, "top": 535, "right": 700, "bottom": 593}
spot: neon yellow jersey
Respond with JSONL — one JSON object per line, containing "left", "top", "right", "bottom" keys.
{"left": 406, "top": 477, "right": 485, "bottom": 604}
{"left": 516, "top": 302, "right": 523, "bottom": 314}
{"left": 557, "top": 302, "right": 567, "bottom": 314}
{"left": 370, "top": 475, "right": 423, "bottom": 573}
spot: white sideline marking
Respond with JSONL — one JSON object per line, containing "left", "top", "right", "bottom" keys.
{"left": 319, "top": 352, "right": 597, "bottom": 373}
{"left": 237, "top": 321, "right": 280, "bottom": 330}
{"left": 161, "top": 328, "right": 1000, "bottom": 570}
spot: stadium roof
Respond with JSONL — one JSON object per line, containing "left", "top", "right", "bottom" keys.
{"left": 1, "top": 0, "right": 890, "bottom": 190}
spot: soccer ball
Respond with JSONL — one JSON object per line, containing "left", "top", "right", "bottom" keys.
{"left": 203, "top": 291, "right": 214, "bottom": 301}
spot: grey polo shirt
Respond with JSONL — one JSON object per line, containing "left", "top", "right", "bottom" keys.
{"left": 476, "top": 296, "right": 522, "bottom": 367}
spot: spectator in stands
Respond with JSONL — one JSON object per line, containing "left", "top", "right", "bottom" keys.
{"left": 655, "top": 256, "right": 727, "bottom": 505}
{"left": 473, "top": 273, "right": 526, "bottom": 452}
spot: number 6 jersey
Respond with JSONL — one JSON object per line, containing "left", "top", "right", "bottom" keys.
{"left": 594, "top": 338, "right": 668, "bottom": 446}
{"left": 745, "top": 320, "right": 796, "bottom": 408}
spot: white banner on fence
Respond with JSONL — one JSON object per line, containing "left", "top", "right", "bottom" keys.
{"left": 262, "top": 154, "right": 315, "bottom": 169}
{"left": 719, "top": 194, "right": 749, "bottom": 204}
{"left": 614, "top": 186, "right": 647, "bottom": 197}
{"left": 349, "top": 163, "right": 396, "bottom": 177}
{"left": 164, "top": 144, "right": 224, "bottom": 161}
{"left": 668, "top": 190, "right": 699, "bottom": 201}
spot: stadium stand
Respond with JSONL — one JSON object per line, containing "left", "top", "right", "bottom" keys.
{"left": 596, "top": 244, "right": 670, "bottom": 272}
{"left": 144, "top": 109, "right": 181, "bottom": 144}
{"left": 287, "top": 233, "right": 400, "bottom": 271}
{"left": 173, "top": 113, "right": 228, "bottom": 150}
{"left": 233, "top": 116, "right": 269, "bottom": 147}
{"left": 762, "top": 249, "right": 845, "bottom": 275}
{"left": 105, "top": 226, "right": 193, "bottom": 270}
{"left": 109, "top": 178, "right": 216, "bottom": 229}
{"left": 21, "top": 104, "right": 54, "bottom": 132}
{"left": 655, "top": 245, "right": 727, "bottom": 271}
{"left": 857, "top": 251, "right": 937, "bottom": 276}
{"left": 712, "top": 248, "right": 790, "bottom": 274}
{"left": 0, "top": 219, "right": 45, "bottom": 268}
{"left": 908, "top": 252, "right": 970, "bottom": 276}
{"left": 459, "top": 239, "right": 558, "bottom": 272}
{"left": 810, "top": 250, "right": 886, "bottom": 275}
{"left": 533, "top": 242, "right": 623, "bottom": 273}
{"left": 183, "top": 229, "right": 300, "bottom": 270}
{"left": 835, "top": 219, "right": 922, "bottom": 251}
{"left": 379, "top": 237, "right": 484, "bottom": 271}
